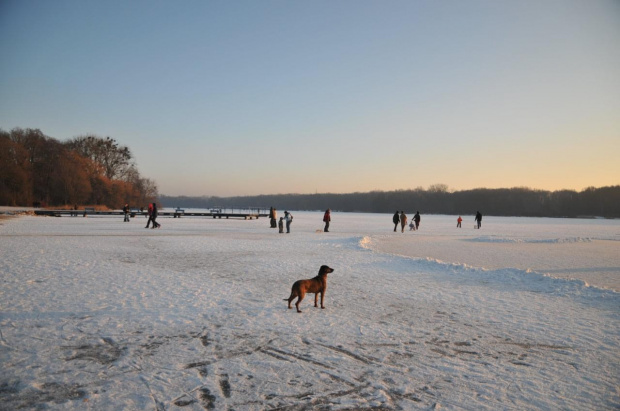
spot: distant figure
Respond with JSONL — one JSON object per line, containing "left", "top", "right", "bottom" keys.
{"left": 269, "top": 207, "right": 278, "bottom": 228}
{"left": 475, "top": 211, "right": 482, "bottom": 229}
{"left": 393, "top": 211, "right": 400, "bottom": 232}
{"left": 414, "top": 211, "right": 421, "bottom": 230}
{"left": 145, "top": 203, "right": 154, "bottom": 228}
{"left": 457, "top": 216, "right": 462, "bottom": 228}
{"left": 123, "top": 203, "right": 130, "bottom": 222}
{"left": 151, "top": 203, "right": 160, "bottom": 229}
{"left": 400, "top": 211, "right": 407, "bottom": 233}
{"left": 278, "top": 217, "right": 284, "bottom": 233}
{"left": 323, "top": 209, "right": 331, "bottom": 232}
{"left": 72, "top": 204, "right": 78, "bottom": 217}
{"left": 284, "top": 211, "right": 293, "bottom": 233}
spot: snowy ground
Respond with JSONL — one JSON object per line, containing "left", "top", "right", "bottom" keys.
{"left": 0, "top": 212, "right": 618, "bottom": 410}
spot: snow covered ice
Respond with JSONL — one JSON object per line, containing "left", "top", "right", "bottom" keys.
{"left": 0, "top": 212, "right": 618, "bottom": 410}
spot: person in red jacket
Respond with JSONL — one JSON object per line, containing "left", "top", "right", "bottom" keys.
{"left": 457, "top": 216, "right": 462, "bottom": 228}
{"left": 323, "top": 209, "right": 331, "bottom": 232}
{"left": 145, "top": 203, "right": 154, "bottom": 228}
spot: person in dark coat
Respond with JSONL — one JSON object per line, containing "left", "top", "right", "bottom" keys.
{"left": 414, "top": 211, "right": 421, "bottom": 230}
{"left": 323, "top": 209, "right": 331, "bottom": 232}
{"left": 151, "top": 203, "right": 160, "bottom": 229}
{"left": 475, "top": 211, "right": 482, "bottom": 229}
{"left": 393, "top": 211, "right": 400, "bottom": 232}
{"left": 123, "top": 203, "right": 130, "bottom": 222}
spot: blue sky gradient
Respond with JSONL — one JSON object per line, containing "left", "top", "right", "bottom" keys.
{"left": 1, "top": 1, "right": 619, "bottom": 196}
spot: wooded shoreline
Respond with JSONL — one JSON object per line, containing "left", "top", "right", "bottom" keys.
{"left": 161, "top": 185, "right": 620, "bottom": 219}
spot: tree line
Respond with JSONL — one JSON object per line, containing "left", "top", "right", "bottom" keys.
{"left": 160, "top": 185, "right": 620, "bottom": 218}
{"left": 0, "top": 128, "right": 158, "bottom": 208}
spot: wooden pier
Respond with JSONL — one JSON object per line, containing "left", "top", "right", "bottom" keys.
{"left": 34, "top": 207, "right": 269, "bottom": 220}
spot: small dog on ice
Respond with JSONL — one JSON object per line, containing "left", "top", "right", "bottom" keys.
{"left": 284, "top": 265, "right": 334, "bottom": 313}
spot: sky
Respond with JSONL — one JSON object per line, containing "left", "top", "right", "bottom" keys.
{"left": 1, "top": 1, "right": 619, "bottom": 197}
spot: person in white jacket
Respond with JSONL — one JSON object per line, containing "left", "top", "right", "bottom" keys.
{"left": 284, "top": 211, "right": 293, "bottom": 233}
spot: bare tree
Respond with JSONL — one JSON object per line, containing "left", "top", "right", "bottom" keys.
{"left": 66, "top": 135, "right": 134, "bottom": 180}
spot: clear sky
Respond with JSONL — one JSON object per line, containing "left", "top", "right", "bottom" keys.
{"left": 1, "top": 1, "right": 619, "bottom": 197}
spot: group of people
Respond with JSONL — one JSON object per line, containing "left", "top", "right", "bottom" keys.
{"left": 124, "top": 205, "right": 481, "bottom": 233}
{"left": 393, "top": 211, "right": 421, "bottom": 233}
{"left": 269, "top": 207, "right": 294, "bottom": 233}
{"left": 393, "top": 211, "right": 483, "bottom": 231}
{"left": 456, "top": 212, "right": 482, "bottom": 229}
{"left": 121, "top": 202, "right": 160, "bottom": 228}
{"left": 268, "top": 207, "right": 331, "bottom": 233}
{"left": 268, "top": 208, "right": 480, "bottom": 234}
{"left": 145, "top": 203, "right": 160, "bottom": 228}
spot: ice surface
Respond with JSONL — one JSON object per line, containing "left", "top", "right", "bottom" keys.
{"left": 0, "top": 212, "right": 618, "bottom": 410}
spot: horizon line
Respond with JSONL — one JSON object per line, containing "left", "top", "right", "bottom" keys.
{"left": 159, "top": 184, "right": 620, "bottom": 198}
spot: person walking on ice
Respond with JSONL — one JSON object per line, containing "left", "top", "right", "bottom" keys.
{"left": 475, "top": 211, "right": 482, "bottom": 229}
{"left": 151, "top": 203, "right": 161, "bottom": 229}
{"left": 413, "top": 211, "right": 421, "bottom": 230}
{"left": 457, "top": 216, "right": 462, "bottom": 228}
{"left": 392, "top": 211, "right": 400, "bottom": 232}
{"left": 145, "top": 203, "right": 154, "bottom": 228}
{"left": 400, "top": 211, "right": 407, "bottom": 233}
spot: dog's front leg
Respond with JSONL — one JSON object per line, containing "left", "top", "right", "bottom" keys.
{"left": 314, "top": 292, "right": 319, "bottom": 308}
{"left": 319, "top": 291, "right": 325, "bottom": 309}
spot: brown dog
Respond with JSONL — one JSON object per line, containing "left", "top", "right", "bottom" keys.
{"left": 285, "top": 265, "right": 334, "bottom": 313}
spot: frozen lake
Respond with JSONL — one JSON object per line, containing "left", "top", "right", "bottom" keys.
{"left": 1, "top": 212, "right": 618, "bottom": 410}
